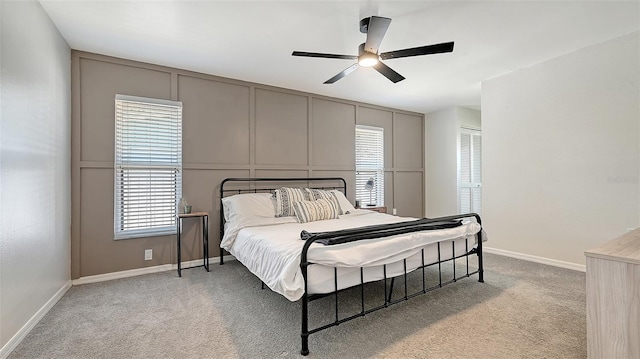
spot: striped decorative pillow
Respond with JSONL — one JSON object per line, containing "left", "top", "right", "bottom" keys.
{"left": 273, "top": 187, "right": 313, "bottom": 217}
{"left": 292, "top": 199, "right": 340, "bottom": 223}
{"left": 308, "top": 188, "right": 343, "bottom": 215}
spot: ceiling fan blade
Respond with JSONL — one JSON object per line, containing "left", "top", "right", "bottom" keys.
{"left": 380, "top": 42, "right": 454, "bottom": 60}
{"left": 324, "top": 64, "right": 359, "bottom": 84}
{"left": 363, "top": 16, "right": 392, "bottom": 54}
{"left": 292, "top": 51, "right": 358, "bottom": 60}
{"left": 373, "top": 62, "right": 405, "bottom": 83}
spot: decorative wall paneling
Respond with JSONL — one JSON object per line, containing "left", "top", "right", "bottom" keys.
{"left": 72, "top": 51, "right": 424, "bottom": 278}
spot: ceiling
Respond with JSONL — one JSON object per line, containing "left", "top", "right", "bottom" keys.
{"left": 40, "top": 1, "right": 639, "bottom": 114}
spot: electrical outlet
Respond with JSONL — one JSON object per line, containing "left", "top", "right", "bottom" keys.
{"left": 392, "top": 208, "right": 397, "bottom": 215}
{"left": 144, "top": 249, "right": 152, "bottom": 261}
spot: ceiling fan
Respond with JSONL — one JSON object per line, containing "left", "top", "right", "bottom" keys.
{"left": 292, "top": 16, "right": 454, "bottom": 84}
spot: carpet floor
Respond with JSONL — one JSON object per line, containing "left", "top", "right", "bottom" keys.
{"left": 9, "top": 253, "right": 586, "bottom": 358}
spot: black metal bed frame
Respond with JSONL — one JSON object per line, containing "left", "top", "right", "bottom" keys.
{"left": 219, "top": 177, "right": 484, "bottom": 356}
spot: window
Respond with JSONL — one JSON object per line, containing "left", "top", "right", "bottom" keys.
{"left": 459, "top": 128, "right": 481, "bottom": 215}
{"left": 355, "top": 125, "right": 384, "bottom": 206}
{"left": 114, "top": 95, "right": 182, "bottom": 240}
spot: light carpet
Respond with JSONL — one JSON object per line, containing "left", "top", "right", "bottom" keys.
{"left": 8, "top": 253, "right": 586, "bottom": 358}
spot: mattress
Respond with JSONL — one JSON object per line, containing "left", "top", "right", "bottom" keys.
{"left": 222, "top": 210, "right": 481, "bottom": 301}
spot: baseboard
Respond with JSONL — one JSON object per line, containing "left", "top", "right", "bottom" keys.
{"left": 72, "top": 255, "right": 235, "bottom": 285}
{"left": 484, "top": 247, "right": 586, "bottom": 272}
{"left": 0, "top": 280, "right": 72, "bottom": 359}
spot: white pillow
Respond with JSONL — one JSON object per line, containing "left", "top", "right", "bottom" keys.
{"left": 221, "top": 193, "right": 275, "bottom": 223}
{"left": 330, "top": 190, "right": 357, "bottom": 214}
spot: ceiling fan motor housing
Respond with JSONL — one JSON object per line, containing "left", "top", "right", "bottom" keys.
{"left": 358, "top": 43, "right": 367, "bottom": 55}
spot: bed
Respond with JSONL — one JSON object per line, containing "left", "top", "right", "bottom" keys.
{"left": 219, "top": 177, "right": 484, "bottom": 355}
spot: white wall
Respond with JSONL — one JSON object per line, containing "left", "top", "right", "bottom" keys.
{"left": 0, "top": 1, "right": 71, "bottom": 355}
{"left": 458, "top": 107, "right": 481, "bottom": 130}
{"left": 426, "top": 106, "right": 481, "bottom": 218}
{"left": 482, "top": 31, "right": 640, "bottom": 266}
{"left": 426, "top": 108, "right": 458, "bottom": 217}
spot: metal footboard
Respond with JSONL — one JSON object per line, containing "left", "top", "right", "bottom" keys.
{"left": 299, "top": 213, "right": 483, "bottom": 356}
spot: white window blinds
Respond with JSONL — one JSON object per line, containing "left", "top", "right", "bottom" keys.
{"left": 356, "top": 125, "right": 384, "bottom": 206}
{"left": 459, "top": 128, "right": 481, "bottom": 215}
{"left": 114, "top": 95, "right": 182, "bottom": 240}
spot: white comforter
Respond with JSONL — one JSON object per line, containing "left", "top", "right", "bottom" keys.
{"left": 221, "top": 210, "right": 481, "bottom": 301}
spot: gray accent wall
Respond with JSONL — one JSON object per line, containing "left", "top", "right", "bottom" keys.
{"left": 72, "top": 52, "right": 425, "bottom": 279}
{"left": 1, "top": 1, "right": 71, "bottom": 353}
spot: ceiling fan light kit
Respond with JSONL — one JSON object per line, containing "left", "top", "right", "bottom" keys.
{"left": 292, "top": 16, "right": 454, "bottom": 84}
{"left": 358, "top": 52, "right": 379, "bottom": 67}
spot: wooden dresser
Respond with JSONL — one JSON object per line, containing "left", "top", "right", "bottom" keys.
{"left": 584, "top": 230, "right": 640, "bottom": 358}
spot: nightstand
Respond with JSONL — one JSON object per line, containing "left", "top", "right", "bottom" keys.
{"left": 176, "top": 212, "right": 209, "bottom": 277}
{"left": 363, "top": 206, "right": 387, "bottom": 214}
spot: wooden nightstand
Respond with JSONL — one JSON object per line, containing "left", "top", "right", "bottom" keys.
{"left": 363, "top": 206, "right": 387, "bottom": 214}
